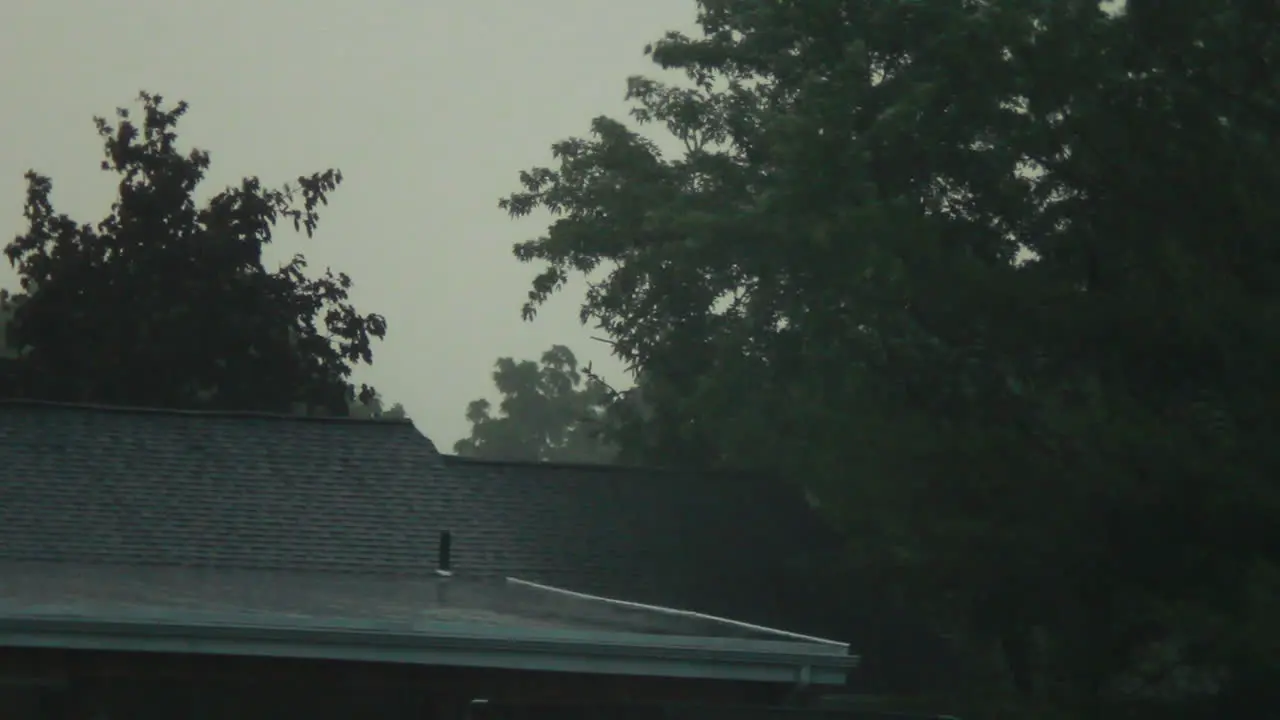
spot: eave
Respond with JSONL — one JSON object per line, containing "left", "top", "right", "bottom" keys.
{"left": 0, "top": 614, "right": 857, "bottom": 686}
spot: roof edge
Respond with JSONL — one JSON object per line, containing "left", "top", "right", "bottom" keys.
{"left": 0, "top": 614, "right": 857, "bottom": 686}
{"left": 0, "top": 399, "right": 415, "bottom": 426}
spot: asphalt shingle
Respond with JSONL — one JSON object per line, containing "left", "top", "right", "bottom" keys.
{"left": 0, "top": 401, "right": 450, "bottom": 575}
{"left": 0, "top": 400, "right": 846, "bottom": 639}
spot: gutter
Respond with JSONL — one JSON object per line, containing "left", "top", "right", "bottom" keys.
{"left": 500, "top": 577, "right": 853, "bottom": 694}
{"left": 0, "top": 614, "right": 857, "bottom": 686}
{"left": 506, "top": 577, "right": 847, "bottom": 648}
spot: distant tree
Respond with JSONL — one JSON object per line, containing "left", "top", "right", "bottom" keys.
{"left": 1, "top": 92, "right": 386, "bottom": 415}
{"left": 454, "top": 345, "right": 616, "bottom": 463}
{"left": 348, "top": 392, "right": 407, "bottom": 420}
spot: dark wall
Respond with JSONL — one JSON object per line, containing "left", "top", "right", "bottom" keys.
{"left": 20, "top": 677, "right": 429, "bottom": 720}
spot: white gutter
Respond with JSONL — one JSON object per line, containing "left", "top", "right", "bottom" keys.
{"left": 506, "top": 577, "right": 848, "bottom": 648}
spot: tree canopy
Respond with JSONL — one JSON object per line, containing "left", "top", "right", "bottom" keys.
{"left": 454, "top": 345, "right": 617, "bottom": 463}
{"left": 2, "top": 92, "right": 386, "bottom": 415}
{"left": 503, "top": 1, "right": 1280, "bottom": 715}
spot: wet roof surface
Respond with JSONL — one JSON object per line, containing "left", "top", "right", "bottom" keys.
{"left": 0, "top": 560, "right": 841, "bottom": 646}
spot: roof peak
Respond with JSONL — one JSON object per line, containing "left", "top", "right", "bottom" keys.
{"left": 0, "top": 398, "right": 414, "bottom": 426}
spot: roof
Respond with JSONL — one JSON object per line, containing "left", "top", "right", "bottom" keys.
{"left": 0, "top": 400, "right": 855, "bottom": 683}
{"left": 0, "top": 401, "right": 447, "bottom": 573}
{"left": 0, "top": 560, "right": 826, "bottom": 642}
{"left": 0, "top": 401, "right": 846, "bottom": 628}
{"left": 0, "top": 560, "right": 853, "bottom": 683}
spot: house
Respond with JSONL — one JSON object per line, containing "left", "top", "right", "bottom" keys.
{"left": 0, "top": 400, "right": 859, "bottom": 719}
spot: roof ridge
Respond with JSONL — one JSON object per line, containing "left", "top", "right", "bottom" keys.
{"left": 0, "top": 398, "right": 415, "bottom": 426}
{"left": 440, "top": 453, "right": 770, "bottom": 479}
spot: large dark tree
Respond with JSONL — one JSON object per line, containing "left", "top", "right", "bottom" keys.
{"left": 2, "top": 93, "right": 386, "bottom": 415}
{"left": 503, "top": 1, "right": 1280, "bottom": 715}
{"left": 454, "top": 345, "right": 616, "bottom": 463}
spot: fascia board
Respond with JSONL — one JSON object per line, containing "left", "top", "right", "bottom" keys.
{"left": 0, "top": 615, "right": 858, "bottom": 685}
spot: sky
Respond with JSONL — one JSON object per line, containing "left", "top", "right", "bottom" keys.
{"left": 1, "top": 0, "right": 699, "bottom": 447}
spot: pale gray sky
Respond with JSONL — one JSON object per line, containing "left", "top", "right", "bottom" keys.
{"left": 1, "top": 0, "right": 698, "bottom": 446}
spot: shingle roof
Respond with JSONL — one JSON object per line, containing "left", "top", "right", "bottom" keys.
{"left": 0, "top": 401, "right": 449, "bottom": 574}
{"left": 438, "top": 455, "right": 848, "bottom": 636}
{"left": 0, "top": 401, "right": 972, "bottom": 693}
{"left": 0, "top": 560, "right": 831, "bottom": 642}
{"left": 0, "top": 401, "right": 844, "bottom": 638}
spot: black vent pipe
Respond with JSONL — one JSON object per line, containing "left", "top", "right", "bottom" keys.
{"left": 437, "top": 530, "right": 453, "bottom": 576}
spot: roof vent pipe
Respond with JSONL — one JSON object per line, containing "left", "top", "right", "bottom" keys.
{"left": 436, "top": 530, "right": 453, "bottom": 577}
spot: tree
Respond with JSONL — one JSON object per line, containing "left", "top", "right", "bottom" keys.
{"left": 503, "top": 1, "right": 1280, "bottom": 714}
{"left": 0, "top": 294, "right": 15, "bottom": 360}
{"left": 2, "top": 92, "right": 386, "bottom": 415}
{"left": 347, "top": 392, "right": 407, "bottom": 420}
{"left": 453, "top": 345, "right": 617, "bottom": 463}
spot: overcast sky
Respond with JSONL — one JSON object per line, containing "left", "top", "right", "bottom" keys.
{"left": 1, "top": 0, "right": 698, "bottom": 446}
